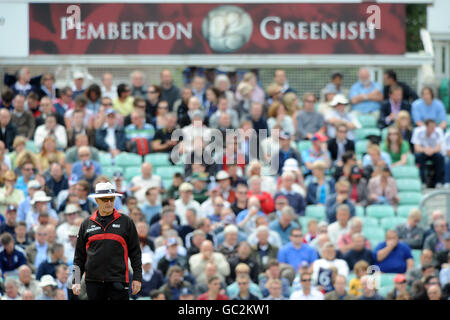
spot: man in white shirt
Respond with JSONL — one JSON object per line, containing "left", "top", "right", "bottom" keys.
{"left": 101, "top": 73, "right": 118, "bottom": 100}
{"left": 56, "top": 204, "right": 81, "bottom": 245}
{"left": 174, "top": 182, "right": 201, "bottom": 225}
{"left": 289, "top": 272, "right": 324, "bottom": 300}
{"left": 129, "top": 162, "right": 162, "bottom": 205}
{"left": 411, "top": 119, "right": 445, "bottom": 187}
{"left": 312, "top": 242, "right": 349, "bottom": 285}
{"left": 327, "top": 204, "right": 351, "bottom": 246}
{"left": 325, "top": 94, "right": 361, "bottom": 140}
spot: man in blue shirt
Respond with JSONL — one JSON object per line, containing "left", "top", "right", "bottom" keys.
{"left": 269, "top": 206, "right": 300, "bottom": 245}
{"left": 411, "top": 87, "right": 447, "bottom": 130}
{"left": 71, "top": 146, "right": 102, "bottom": 178}
{"left": 277, "top": 227, "right": 318, "bottom": 271}
{"left": 373, "top": 230, "right": 414, "bottom": 273}
{"left": 0, "top": 232, "right": 27, "bottom": 276}
{"left": 349, "top": 68, "right": 383, "bottom": 115}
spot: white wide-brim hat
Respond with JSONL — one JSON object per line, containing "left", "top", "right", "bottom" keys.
{"left": 39, "top": 275, "right": 57, "bottom": 288}
{"left": 31, "top": 191, "right": 52, "bottom": 205}
{"left": 88, "top": 182, "right": 123, "bottom": 199}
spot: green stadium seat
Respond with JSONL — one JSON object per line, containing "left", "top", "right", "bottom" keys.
{"left": 406, "top": 153, "right": 416, "bottom": 166}
{"left": 299, "top": 216, "right": 315, "bottom": 230}
{"left": 347, "top": 272, "right": 356, "bottom": 283}
{"left": 396, "top": 205, "right": 418, "bottom": 218}
{"left": 391, "top": 166, "right": 419, "bottom": 179}
{"left": 361, "top": 217, "right": 379, "bottom": 228}
{"left": 362, "top": 227, "right": 385, "bottom": 241}
{"left": 102, "top": 166, "right": 123, "bottom": 179}
{"left": 380, "top": 217, "right": 407, "bottom": 232}
{"left": 305, "top": 205, "right": 326, "bottom": 220}
{"left": 412, "top": 249, "right": 421, "bottom": 265}
{"left": 396, "top": 179, "right": 421, "bottom": 192}
{"left": 355, "top": 205, "right": 365, "bottom": 217}
{"left": 357, "top": 115, "right": 377, "bottom": 128}
{"left": 380, "top": 273, "right": 397, "bottom": 287}
{"left": 297, "top": 140, "right": 312, "bottom": 153}
{"left": 114, "top": 152, "right": 142, "bottom": 167}
{"left": 124, "top": 166, "right": 141, "bottom": 182}
{"left": 355, "top": 140, "right": 368, "bottom": 157}
{"left": 144, "top": 153, "right": 171, "bottom": 167}
{"left": 378, "top": 286, "right": 394, "bottom": 298}
{"left": 366, "top": 205, "right": 395, "bottom": 219}
{"left": 398, "top": 192, "right": 422, "bottom": 206}
{"left": 99, "top": 152, "right": 113, "bottom": 167}
{"left": 354, "top": 128, "right": 381, "bottom": 140}
{"left": 26, "top": 140, "right": 38, "bottom": 153}
{"left": 155, "top": 166, "right": 184, "bottom": 179}
{"left": 381, "top": 127, "right": 389, "bottom": 141}
{"left": 447, "top": 114, "right": 450, "bottom": 128}
{"left": 163, "top": 179, "right": 172, "bottom": 190}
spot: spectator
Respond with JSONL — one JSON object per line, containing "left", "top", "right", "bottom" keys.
{"left": 129, "top": 163, "right": 162, "bottom": 205}
{"left": 189, "top": 240, "right": 230, "bottom": 285}
{"left": 227, "top": 241, "right": 260, "bottom": 285}
{"left": 248, "top": 217, "right": 283, "bottom": 250}
{"left": 349, "top": 68, "right": 383, "bottom": 116}
{"left": 85, "top": 84, "right": 102, "bottom": 113}
{"left": 325, "top": 274, "right": 355, "bottom": 300}
{"left": 64, "top": 133, "right": 100, "bottom": 173}
{"left": 113, "top": 83, "right": 134, "bottom": 117}
{"left": 36, "top": 136, "right": 66, "bottom": 174}
{"left": 270, "top": 206, "right": 301, "bottom": 245}
{"left": 290, "top": 272, "right": 324, "bottom": 300}
{"left": 411, "top": 274, "right": 440, "bottom": 300}
{"left": 301, "top": 133, "right": 331, "bottom": 176}
{"left": 277, "top": 227, "right": 318, "bottom": 271}
{"left": 258, "top": 259, "right": 290, "bottom": 298}
{"left": 216, "top": 224, "right": 241, "bottom": 260}
{"left": 159, "top": 265, "right": 192, "bottom": 300}
{"left": 191, "top": 75, "right": 207, "bottom": 108}
{"left": 55, "top": 204, "right": 80, "bottom": 244}
{"left": 294, "top": 92, "right": 324, "bottom": 141}
{"left": 0, "top": 232, "right": 27, "bottom": 276}
{"left": 34, "top": 113, "right": 67, "bottom": 151}
{"left": 137, "top": 253, "right": 164, "bottom": 299}
{"left": 232, "top": 274, "right": 259, "bottom": 300}
{"left": 325, "top": 94, "right": 361, "bottom": 140}
{"left": 306, "top": 160, "right": 335, "bottom": 206}
{"left": 71, "top": 71, "right": 85, "bottom": 99}
{"left": 0, "top": 170, "right": 25, "bottom": 215}
{"left": 343, "top": 231, "right": 373, "bottom": 272}
{"left": 424, "top": 219, "right": 448, "bottom": 256}
{"left": 333, "top": 150, "right": 357, "bottom": 181}
{"left": 66, "top": 109, "right": 96, "bottom": 148}
{"left": 0, "top": 205, "right": 18, "bottom": 236}
{"left": 150, "top": 113, "right": 179, "bottom": 154}
{"left": 373, "top": 229, "right": 414, "bottom": 273}
{"left": 1, "top": 278, "right": 22, "bottom": 300}
{"left": 327, "top": 204, "right": 351, "bottom": 245}
{"left": 209, "top": 95, "right": 239, "bottom": 129}
{"left": 386, "top": 274, "right": 410, "bottom": 300}
{"left": 130, "top": 70, "right": 146, "bottom": 98}
{"left": 381, "top": 126, "right": 410, "bottom": 167}
{"left": 406, "top": 250, "right": 435, "bottom": 286}
{"left": 17, "top": 265, "right": 42, "bottom": 298}
{"left": 0, "top": 108, "right": 17, "bottom": 151}
{"left": 348, "top": 165, "right": 369, "bottom": 207}
{"left": 379, "top": 85, "right": 412, "bottom": 129}
{"left": 174, "top": 182, "right": 201, "bottom": 225}
{"left": 325, "top": 179, "right": 355, "bottom": 224}
{"left": 145, "top": 84, "right": 162, "bottom": 119}
{"left": 348, "top": 260, "right": 369, "bottom": 297}
{"left": 64, "top": 95, "right": 94, "bottom": 130}
{"left": 273, "top": 69, "right": 296, "bottom": 95}
{"left": 368, "top": 165, "right": 399, "bottom": 206}
{"left": 383, "top": 69, "right": 418, "bottom": 102}
{"left": 317, "top": 85, "right": 337, "bottom": 117}
{"left": 197, "top": 275, "right": 229, "bottom": 300}
{"left": 225, "top": 262, "right": 262, "bottom": 298}
{"left": 125, "top": 110, "right": 155, "bottom": 154}
{"left": 312, "top": 242, "right": 349, "bottom": 284}
{"left": 159, "top": 69, "right": 181, "bottom": 110}
{"left": 10, "top": 94, "right": 35, "bottom": 139}
{"left": 0, "top": 87, "right": 15, "bottom": 111}
{"left": 245, "top": 175, "right": 274, "bottom": 215}
{"left": 25, "top": 190, "right": 58, "bottom": 232}
{"left": 274, "top": 131, "right": 303, "bottom": 176}
{"left": 94, "top": 109, "right": 126, "bottom": 156}
{"left": 140, "top": 187, "right": 162, "bottom": 225}
{"left": 71, "top": 146, "right": 102, "bottom": 179}
{"left": 358, "top": 275, "right": 384, "bottom": 300}
{"left": 267, "top": 101, "right": 295, "bottom": 137}
{"left": 362, "top": 144, "right": 392, "bottom": 179}
{"left": 321, "top": 72, "right": 349, "bottom": 101}
{"left": 10, "top": 67, "right": 36, "bottom": 97}
{"left": 327, "top": 123, "right": 355, "bottom": 165}
{"left": 100, "top": 72, "right": 117, "bottom": 100}
{"left": 412, "top": 118, "right": 444, "bottom": 187}
{"left": 25, "top": 225, "right": 49, "bottom": 273}
{"left": 262, "top": 278, "right": 287, "bottom": 300}
{"left": 37, "top": 96, "right": 65, "bottom": 128}
{"left": 15, "top": 154, "right": 38, "bottom": 196}
{"left": 236, "top": 72, "right": 265, "bottom": 105}
{"left": 427, "top": 284, "right": 443, "bottom": 301}
{"left": 157, "top": 238, "right": 188, "bottom": 277}
{"left": 396, "top": 209, "right": 425, "bottom": 250}
{"left": 53, "top": 86, "right": 74, "bottom": 117}
{"left": 124, "top": 97, "right": 153, "bottom": 127}
{"left": 412, "top": 87, "right": 447, "bottom": 130}
{"left": 36, "top": 243, "right": 65, "bottom": 280}
{"left": 234, "top": 81, "right": 256, "bottom": 118}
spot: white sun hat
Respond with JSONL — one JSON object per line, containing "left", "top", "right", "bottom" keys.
{"left": 88, "top": 182, "right": 123, "bottom": 199}
{"left": 31, "top": 191, "right": 52, "bottom": 205}
{"left": 39, "top": 275, "right": 57, "bottom": 288}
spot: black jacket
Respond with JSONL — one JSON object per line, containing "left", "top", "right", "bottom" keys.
{"left": 378, "top": 99, "right": 411, "bottom": 129}
{"left": 327, "top": 138, "right": 355, "bottom": 163}
{"left": 74, "top": 209, "right": 142, "bottom": 283}
{"left": 95, "top": 126, "right": 127, "bottom": 152}
{"left": 383, "top": 81, "right": 418, "bottom": 102}
{"left": 0, "top": 121, "right": 17, "bottom": 152}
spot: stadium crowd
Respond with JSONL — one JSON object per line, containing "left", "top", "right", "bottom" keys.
{"left": 0, "top": 66, "right": 449, "bottom": 300}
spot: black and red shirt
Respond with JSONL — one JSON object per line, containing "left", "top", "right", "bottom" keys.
{"left": 74, "top": 209, "right": 142, "bottom": 283}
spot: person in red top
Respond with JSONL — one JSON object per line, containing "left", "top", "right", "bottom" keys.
{"left": 216, "top": 170, "right": 236, "bottom": 204}
{"left": 247, "top": 175, "right": 275, "bottom": 215}
{"left": 197, "top": 275, "right": 229, "bottom": 300}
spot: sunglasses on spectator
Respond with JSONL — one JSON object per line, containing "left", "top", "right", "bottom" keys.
{"left": 148, "top": 90, "right": 157, "bottom": 94}
{"left": 23, "top": 167, "right": 34, "bottom": 171}
{"left": 98, "top": 197, "right": 115, "bottom": 203}
{"left": 291, "top": 234, "right": 302, "bottom": 238}
{"left": 301, "top": 278, "right": 311, "bottom": 282}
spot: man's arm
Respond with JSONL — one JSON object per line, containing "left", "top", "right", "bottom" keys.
{"left": 376, "top": 243, "right": 394, "bottom": 262}
{"left": 406, "top": 258, "right": 414, "bottom": 271}
{"left": 73, "top": 222, "right": 87, "bottom": 280}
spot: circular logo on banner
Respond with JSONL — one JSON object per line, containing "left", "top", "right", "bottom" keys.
{"left": 202, "top": 6, "right": 253, "bottom": 53}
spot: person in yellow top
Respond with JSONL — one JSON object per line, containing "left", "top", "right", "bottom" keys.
{"left": 113, "top": 83, "right": 135, "bottom": 117}
{"left": 348, "top": 260, "right": 369, "bottom": 297}
{"left": 36, "top": 135, "right": 66, "bottom": 174}
{"left": 0, "top": 170, "right": 25, "bottom": 215}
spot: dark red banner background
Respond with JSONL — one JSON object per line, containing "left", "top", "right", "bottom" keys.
{"left": 29, "top": 3, "right": 405, "bottom": 55}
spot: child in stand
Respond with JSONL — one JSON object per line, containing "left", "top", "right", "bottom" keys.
{"left": 348, "top": 260, "right": 369, "bottom": 297}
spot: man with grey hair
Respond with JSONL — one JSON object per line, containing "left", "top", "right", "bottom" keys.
{"left": 0, "top": 108, "right": 17, "bottom": 151}
{"left": 274, "top": 171, "right": 306, "bottom": 216}
{"left": 216, "top": 224, "right": 240, "bottom": 260}
{"left": 396, "top": 209, "right": 425, "bottom": 250}
{"left": 349, "top": 67, "right": 383, "bottom": 116}
{"left": 17, "top": 264, "right": 42, "bottom": 297}
{"left": 358, "top": 275, "right": 384, "bottom": 300}
{"left": 423, "top": 210, "right": 448, "bottom": 245}
{"left": 424, "top": 218, "right": 448, "bottom": 256}
{"left": 250, "top": 225, "right": 279, "bottom": 270}
{"left": 237, "top": 196, "right": 266, "bottom": 233}
{"left": 189, "top": 240, "right": 230, "bottom": 284}
{"left": 337, "top": 216, "right": 370, "bottom": 254}
{"left": 325, "top": 274, "right": 355, "bottom": 300}
{"left": 327, "top": 204, "right": 351, "bottom": 245}
{"left": 130, "top": 70, "right": 146, "bottom": 97}
{"left": 1, "top": 277, "right": 21, "bottom": 300}
{"left": 343, "top": 233, "right": 374, "bottom": 271}
{"left": 269, "top": 206, "right": 301, "bottom": 245}
{"left": 10, "top": 93, "right": 35, "bottom": 139}
{"left": 312, "top": 242, "right": 349, "bottom": 285}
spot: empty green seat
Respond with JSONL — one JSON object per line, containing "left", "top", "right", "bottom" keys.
{"left": 99, "top": 152, "right": 113, "bottom": 167}
{"left": 305, "top": 205, "right": 326, "bottom": 220}
{"left": 398, "top": 192, "right": 422, "bottom": 206}
{"left": 380, "top": 217, "right": 407, "bottom": 232}
{"left": 362, "top": 227, "right": 385, "bottom": 241}
{"left": 396, "top": 179, "right": 421, "bottom": 192}
{"left": 102, "top": 166, "right": 123, "bottom": 179}
{"left": 378, "top": 285, "right": 394, "bottom": 298}
{"left": 162, "top": 179, "right": 173, "bottom": 190}
{"left": 381, "top": 127, "right": 389, "bottom": 141}
{"left": 396, "top": 205, "right": 418, "bottom": 218}
{"left": 355, "top": 140, "right": 368, "bottom": 157}
{"left": 391, "top": 166, "right": 419, "bottom": 179}
{"left": 299, "top": 216, "right": 315, "bottom": 230}
{"left": 355, "top": 205, "right": 365, "bottom": 217}
{"left": 366, "top": 205, "right": 395, "bottom": 219}
{"left": 380, "top": 273, "right": 397, "bottom": 287}
{"left": 124, "top": 166, "right": 141, "bottom": 181}
{"left": 155, "top": 166, "right": 184, "bottom": 179}
{"left": 357, "top": 115, "right": 377, "bottom": 128}
{"left": 354, "top": 128, "right": 380, "bottom": 140}
{"left": 114, "top": 152, "right": 142, "bottom": 167}
{"left": 297, "top": 140, "right": 312, "bottom": 153}
{"left": 406, "top": 154, "right": 416, "bottom": 166}
{"left": 26, "top": 140, "right": 38, "bottom": 153}
{"left": 361, "top": 216, "right": 379, "bottom": 228}
{"left": 412, "top": 249, "right": 422, "bottom": 265}
{"left": 144, "top": 153, "right": 171, "bottom": 167}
